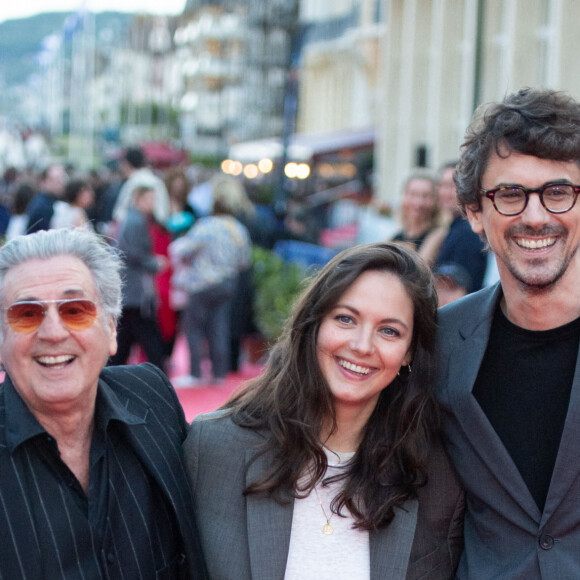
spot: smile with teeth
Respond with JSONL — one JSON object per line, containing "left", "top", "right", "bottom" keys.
{"left": 338, "top": 358, "right": 372, "bottom": 375}
{"left": 516, "top": 237, "right": 556, "bottom": 250}
{"left": 36, "top": 354, "right": 75, "bottom": 366}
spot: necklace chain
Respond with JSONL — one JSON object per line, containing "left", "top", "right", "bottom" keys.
{"left": 313, "top": 485, "right": 334, "bottom": 535}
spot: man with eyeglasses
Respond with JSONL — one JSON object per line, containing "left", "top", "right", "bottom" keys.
{"left": 0, "top": 228, "right": 206, "bottom": 578}
{"left": 437, "top": 87, "right": 580, "bottom": 579}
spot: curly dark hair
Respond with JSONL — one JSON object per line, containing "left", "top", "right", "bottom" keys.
{"left": 224, "top": 241, "right": 439, "bottom": 531}
{"left": 455, "top": 87, "right": 580, "bottom": 214}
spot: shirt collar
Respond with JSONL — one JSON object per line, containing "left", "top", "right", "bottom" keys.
{"left": 4, "top": 376, "right": 45, "bottom": 452}
{"left": 4, "top": 372, "right": 146, "bottom": 454}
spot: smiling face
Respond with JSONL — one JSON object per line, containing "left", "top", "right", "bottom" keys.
{"left": 0, "top": 256, "right": 117, "bottom": 419}
{"left": 466, "top": 151, "right": 580, "bottom": 292}
{"left": 402, "top": 178, "right": 438, "bottom": 228}
{"left": 316, "top": 270, "right": 414, "bottom": 422}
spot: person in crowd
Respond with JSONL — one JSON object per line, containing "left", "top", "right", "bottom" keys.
{"left": 391, "top": 169, "right": 447, "bottom": 266}
{"left": 165, "top": 167, "right": 197, "bottom": 239}
{"left": 5, "top": 181, "right": 34, "bottom": 239}
{"left": 158, "top": 167, "right": 197, "bottom": 361}
{"left": 0, "top": 227, "right": 206, "bottom": 578}
{"left": 185, "top": 242, "right": 464, "bottom": 579}
{"left": 169, "top": 178, "right": 252, "bottom": 387}
{"left": 112, "top": 146, "right": 170, "bottom": 225}
{"left": 50, "top": 178, "right": 95, "bottom": 230}
{"left": 26, "top": 164, "right": 68, "bottom": 233}
{"left": 433, "top": 161, "right": 487, "bottom": 293}
{"left": 0, "top": 167, "right": 17, "bottom": 236}
{"left": 208, "top": 174, "right": 258, "bottom": 372}
{"left": 432, "top": 262, "right": 470, "bottom": 307}
{"left": 92, "top": 160, "right": 126, "bottom": 236}
{"left": 108, "top": 186, "right": 168, "bottom": 371}
{"left": 437, "top": 87, "right": 580, "bottom": 579}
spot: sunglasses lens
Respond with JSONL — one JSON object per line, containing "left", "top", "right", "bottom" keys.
{"left": 58, "top": 300, "right": 97, "bottom": 330}
{"left": 6, "top": 302, "right": 45, "bottom": 332}
{"left": 5, "top": 299, "right": 98, "bottom": 333}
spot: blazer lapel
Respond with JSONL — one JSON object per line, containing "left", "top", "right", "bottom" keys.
{"left": 370, "top": 499, "right": 418, "bottom": 580}
{"left": 245, "top": 448, "right": 293, "bottom": 580}
{"left": 542, "top": 348, "right": 580, "bottom": 524}
{"left": 108, "top": 386, "right": 199, "bottom": 555}
{"left": 444, "top": 284, "right": 540, "bottom": 520}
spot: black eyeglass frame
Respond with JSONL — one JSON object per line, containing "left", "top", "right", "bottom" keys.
{"left": 480, "top": 182, "right": 580, "bottom": 216}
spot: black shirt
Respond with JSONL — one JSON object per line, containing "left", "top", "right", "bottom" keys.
{"left": 392, "top": 227, "right": 434, "bottom": 252}
{"left": 4, "top": 376, "right": 183, "bottom": 579}
{"left": 473, "top": 306, "right": 580, "bottom": 511}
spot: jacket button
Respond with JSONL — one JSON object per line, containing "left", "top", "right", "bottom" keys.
{"left": 539, "top": 534, "right": 554, "bottom": 550}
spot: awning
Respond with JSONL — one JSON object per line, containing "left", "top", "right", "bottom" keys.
{"left": 228, "top": 126, "right": 375, "bottom": 163}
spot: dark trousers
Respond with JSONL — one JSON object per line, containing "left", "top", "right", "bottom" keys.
{"left": 182, "top": 278, "right": 236, "bottom": 379}
{"left": 109, "top": 307, "right": 166, "bottom": 371}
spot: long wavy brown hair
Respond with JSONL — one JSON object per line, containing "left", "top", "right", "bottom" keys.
{"left": 224, "top": 241, "right": 440, "bottom": 530}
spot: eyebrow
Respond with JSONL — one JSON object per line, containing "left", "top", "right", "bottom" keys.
{"left": 333, "top": 303, "right": 410, "bottom": 331}
{"left": 15, "top": 289, "right": 88, "bottom": 302}
{"left": 489, "top": 179, "right": 575, "bottom": 188}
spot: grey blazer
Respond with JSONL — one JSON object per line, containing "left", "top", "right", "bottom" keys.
{"left": 184, "top": 411, "right": 464, "bottom": 580}
{"left": 438, "top": 283, "right": 580, "bottom": 579}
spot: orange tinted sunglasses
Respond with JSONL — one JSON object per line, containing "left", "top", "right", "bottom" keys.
{"left": 4, "top": 299, "right": 98, "bottom": 333}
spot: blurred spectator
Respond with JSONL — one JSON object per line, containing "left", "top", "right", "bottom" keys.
{"left": 5, "top": 182, "right": 34, "bottom": 239}
{"left": 112, "top": 146, "right": 170, "bottom": 225}
{"left": 0, "top": 166, "right": 18, "bottom": 196}
{"left": 50, "top": 178, "right": 95, "bottom": 230}
{"left": 390, "top": 168, "right": 447, "bottom": 266}
{"left": 93, "top": 161, "right": 126, "bottom": 235}
{"left": 109, "top": 186, "right": 168, "bottom": 371}
{"left": 434, "top": 161, "right": 487, "bottom": 293}
{"left": 169, "top": 175, "right": 252, "bottom": 387}
{"left": 208, "top": 175, "right": 259, "bottom": 372}
{"left": 433, "top": 262, "right": 470, "bottom": 307}
{"left": 187, "top": 166, "right": 215, "bottom": 218}
{"left": 164, "top": 167, "right": 196, "bottom": 238}
{"left": 150, "top": 216, "right": 179, "bottom": 364}
{"left": 25, "top": 164, "right": 68, "bottom": 233}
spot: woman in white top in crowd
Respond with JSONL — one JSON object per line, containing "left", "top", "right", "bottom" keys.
{"left": 50, "top": 178, "right": 94, "bottom": 230}
{"left": 184, "top": 241, "right": 464, "bottom": 580}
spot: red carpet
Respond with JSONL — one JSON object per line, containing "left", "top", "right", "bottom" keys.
{"left": 167, "top": 334, "right": 265, "bottom": 422}
{"left": 0, "top": 335, "right": 264, "bottom": 424}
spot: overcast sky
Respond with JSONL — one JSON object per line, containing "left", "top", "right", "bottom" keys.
{"left": 0, "top": 0, "right": 187, "bottom": 24}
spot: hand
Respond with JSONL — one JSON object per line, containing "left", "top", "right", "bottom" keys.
{"left": 156, "top": 255, "right": 169, "bottom": 272}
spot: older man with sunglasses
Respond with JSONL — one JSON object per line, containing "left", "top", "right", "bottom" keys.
{"left": 0, "top": 228, "right": 206, "bottom": 579}
{"left": 437, "top": 88, "right": 580, "bottom": 579}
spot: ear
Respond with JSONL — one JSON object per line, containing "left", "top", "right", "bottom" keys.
{"left": 108, "top": 318, "right": 118, "bottom": 357}
{"left": 465, "top": 204, "right": 484, "bottom": 234}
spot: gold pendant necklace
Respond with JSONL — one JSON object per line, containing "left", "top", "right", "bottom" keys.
{"left": 313, "top": 485, "right": 334, "bottom": 535}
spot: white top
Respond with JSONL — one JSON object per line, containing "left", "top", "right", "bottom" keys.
{"left": 284, "top": 448, "right": 370, "bottom": 580}
{"left": 50, "top": 201, "right": 91, "bottom": 230}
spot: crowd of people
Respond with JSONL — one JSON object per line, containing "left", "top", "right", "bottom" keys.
{"left": 389, "top": 162, "right": 489, "bottom": 307}
{"left": 1, "top": 86, "right": 580, "bottom": 579}
{"left": 0, "top": 146, "right": 303, "bottom": 384}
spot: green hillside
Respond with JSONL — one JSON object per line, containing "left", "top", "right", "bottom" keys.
{"left": 0, "top": 11, "right": 132, "bottom": 88}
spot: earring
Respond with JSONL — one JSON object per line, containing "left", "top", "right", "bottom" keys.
{"left": 397, "top": 363, "right": 412, "bottom": 377}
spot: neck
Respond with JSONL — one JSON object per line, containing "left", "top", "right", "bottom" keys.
{"left": 34, "top": 404, "right": 96, "bottom": 493}
{"left": 322, "top": 402, "right": 376, "bottom": 453}
{"left": 499, "top": 266, "right": 580, "bottom": 330}
{"left": 403, "top": 221, "right": 431, "bottom": 238}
